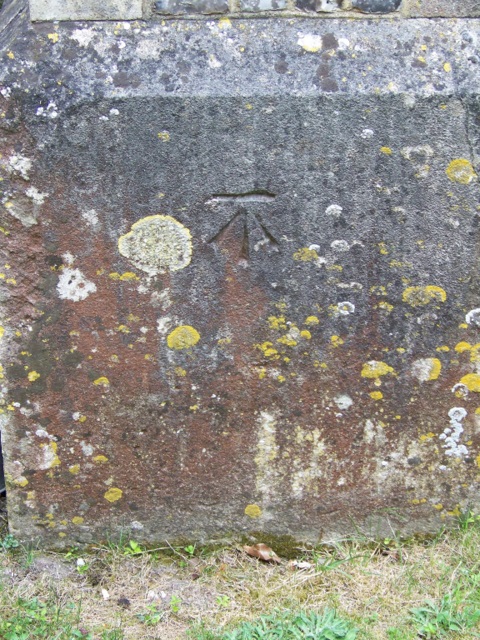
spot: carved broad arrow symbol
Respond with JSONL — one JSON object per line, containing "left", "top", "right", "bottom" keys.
{"left": 206, "top": 191, "right": 279, "bottom": 262}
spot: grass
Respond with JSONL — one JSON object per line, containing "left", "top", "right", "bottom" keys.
{"left": 0, "top": 506, "right": 479, "bottom": 639}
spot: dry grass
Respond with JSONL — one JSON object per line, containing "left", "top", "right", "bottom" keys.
{"left": 0, "top": 505, "right": 479, "bottom": 639}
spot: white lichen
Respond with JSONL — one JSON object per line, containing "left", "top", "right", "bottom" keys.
{"left": 25, "top": 186, "right": 48, "bottom": 204}
{"left": 466, "top": 308, "right": 480, "bottom": 327}
{"left": 57, "top": 268, "right": 97, "bottom": 302}
{"left": 440, "top": 407, "right": 468, "bottom": 458}
{"left": 334, "top": 394, "right": 353, "bottom": 410}
{"left": 325, "top": 204, "right": 343, "bottom": 218}
{"left": 335, "top": 301, "right": 355, "bottom": 316}
{"left": 82, "top": 209, "right": 99, "bottom": 226}
{"left": 8, "top": 154, "right": 32, "bottom": 180}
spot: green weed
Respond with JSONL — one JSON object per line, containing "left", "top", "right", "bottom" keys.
{"left": 0, "top": 534, "right": 19, "bottom": 551}
{"left": 189, "top": 609, "right": 357, "bottom": 640}
{"left": 136, "top": 604, "right": 165, "bottom": 626}
{"left": 410, "top": 594, "right": 480, "bottom": 638}
{"left": 0, "top": 596, "right": 88, "bottom": 640}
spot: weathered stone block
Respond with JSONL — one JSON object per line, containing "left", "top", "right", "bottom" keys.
{"left": 154, "top": 0, "right": 229, "bottom": 14}
{"left": 295, "top": 0, "right": 341, "bottom": 12}
{"left": 402, "top": 0, "right": 480, "bottom": 18}
{"left": 239, "top": 0, "right": 288, "bottom": 11}
{"left": 1, "top": 3, "right": 480, "bottom": 547}
{"left": 351, "top": 0, "right": 401, "bottom": 12}
{"left": 29, "top": 0, "right": 143, "bottom": 21}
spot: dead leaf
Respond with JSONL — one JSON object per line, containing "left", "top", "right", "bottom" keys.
{"left": 243, "top": 543, "right": 281, "bottom": 563}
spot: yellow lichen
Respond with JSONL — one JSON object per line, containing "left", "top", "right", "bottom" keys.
{"left": 268, "top": 315, "right": 288, "bottom": 331}
{"left": 27, "top": 371, "right": 40, "bottom": 382}
{"left": 109, "top": 272, "right": 139, "bottom": 281}
{"left": 446, "top": 159, "right": 477, "bottom": 185}
{"left": 47, "top": 33, "right": 59, "bottom": 43}
{"left": 378, "top": 301, "right": 394, "bottom": 313}
{"left": 369, "top": 391, "right": 383, "bottom": 401}
{"left": 411, "top": 357, "right": 442, "bottom": 382}
{"left": 300, "top": 330, "right": 312, "bottom": 340}
{"left": 455, "top": 342, "right": 472, "bottom": 353}
{"left": 0, "top": 326, "right": 4, "bottom": 339}
{"left": 116, "top": 325, "right": 130, "bottom": 333}
{"left": 402, "top": 285, "right": 447, "bottom": 307}
{"left": 104, "top": 487, "right": 123, "bottom": 503}
{"left": 277, "top": 335, "right": 297, "bottom": 347}
{"left": 293, "top": 247, "right": 319, "bottom": 262}
{"left": 175, "top": 367, "right": 187, "bottom": 377}
{"left": 72, "top": 516, "right": 84, "bottom": 525}
{"left": 436, "top": 346, "right": 450, "bottom": 352}
{"left": 69, "top": 465, "right": 80, "bottom": 475}
{"left": 218, "top": 16, "right": 231, "bottom": 28}
{"left": 93, "top": 377, "right": 110, "bottom": 387}
{"left": 378, "top": 242, "right": 389, "bottom": 255}
{"left": 361, "top": 361, "right": 396, "bottom": 378}
{"left": 420, "top": 432, "right": 436, "bottom": 442}
{"left": 460, "top": 373, "right": 480, "bottom": 392}
{"left": 93, "top": 455, "right": 108, "bottom": 464}
{"left": 244, "top": 504, "right": 262, "bottom": 518}
{"left": 330, "top": 335, "right": 344, "bottom": 347}
{"left": 167, "top": 325, "right": 200, "bottom": 350}
{"left": 157, "top": 131, "right": 170, "bottom": 141}
{"left": 41, "top": 442, "right": 61, "bottom": 469}
{"left": 304, "top": 316, "right": 319, "bottom": 325}
{"left": 256, "top": 341, "right": 279, "bottom": 359}
{"left": 380, "top": 146, "right": 393, "bottom": 155}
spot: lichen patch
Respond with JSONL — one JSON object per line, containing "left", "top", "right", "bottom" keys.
{"left": 166, "top": 325, "right": 200, "bottom": 350}
{"left": 118, "top": 215, "right": 192, "bottom": 276}
{"left": 57, "top": 268, "right": 97, "bottom": 302}
{"left": 446, "top": 159, "right": 477, "bottom": 185}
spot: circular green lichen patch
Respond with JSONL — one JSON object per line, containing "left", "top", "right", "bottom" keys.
{"left": 118, "top": 215, "right": 192, "bottom": 276}
{"left": 245, "top": 504, "right": 262, "bottom": 518}
{"left": 446, "top": 159, "right": 477, "bottom": 185}
{"left": 104, "top": 487, "right": 123, "bottom": 503}
{"left": 167, "top": 325, "right": 201, "bottom": 350}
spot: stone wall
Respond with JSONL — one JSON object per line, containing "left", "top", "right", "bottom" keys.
{"left": 27, "top": 0, "right": 480, "bottom": 20}
{"left": 0, "top": 0, "right": 480, "bottom": 547}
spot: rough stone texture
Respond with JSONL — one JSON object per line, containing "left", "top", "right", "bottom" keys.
{"left": 295, "top": 0, "right": 342, "bottom": 12}
{"left": 154, "top": 0, "right": 229, "bottom": 15}
{"left": 1, "top": 0, "right": 480, "bottom": 547}
{"left": 23, "top": 0, "right": 480, "bottom": 21}
{"left": 402, "top": 0, "right": 480, "bottom": 18}
{"left": 351, "top": 0, "right": 401, "bottom": 13}
{"left": 239, "top": 0, "right": 289, "bottom": 11}
{"left": 29, "top": 0, "right": 143, "bottom": 22}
